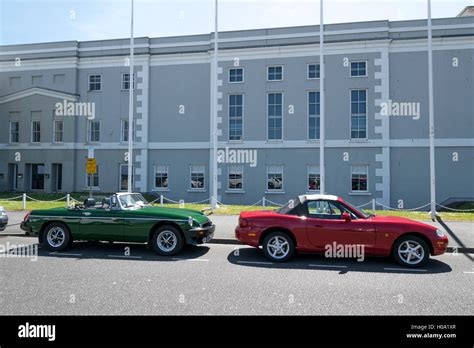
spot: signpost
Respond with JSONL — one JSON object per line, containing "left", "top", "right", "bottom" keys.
{"left": 87, "top": 148, "right": 96, "bottom": 198}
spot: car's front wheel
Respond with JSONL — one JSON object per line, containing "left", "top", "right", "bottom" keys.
{"left": 42, "top": 222, "right": 71, "bottom": 252}
{"left": 151, "top": 225, "right": 184, "bottom": 256}
{"left": 262, "top": 231, "right": 295, "bottom": 262}
{"left": 393, "top": 235, "right": 430, "bottom": 268}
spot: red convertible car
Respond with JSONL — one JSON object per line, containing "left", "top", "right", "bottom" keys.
{"left": 235, "top": 195, "right": 449, "bottom": 267}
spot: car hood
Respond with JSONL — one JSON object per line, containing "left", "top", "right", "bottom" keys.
{"left": 130, "top": 206, "right": 210, "bottom": 225}
{"left": 370, "top": 215, "right": 437, "bottom": 231}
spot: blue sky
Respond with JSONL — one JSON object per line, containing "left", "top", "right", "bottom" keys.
{"left": 0, "top": 0, "right": 472, "bottom": 45}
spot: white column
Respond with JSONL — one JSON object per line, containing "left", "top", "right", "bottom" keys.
{"left": 427, "top": 0, "right": 436, "bottom": 220}
{"left": 319, "top": 0, "right": 325, "bottom": 194}
{"left": 210, "top": 0, "right": 219, "bottom": 209}
{"left": 127, "top": 0, "right": 135, "bottom": 193}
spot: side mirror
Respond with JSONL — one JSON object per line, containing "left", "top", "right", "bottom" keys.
{"left": 342, "top": 212, "right": 351, "bottom": 222}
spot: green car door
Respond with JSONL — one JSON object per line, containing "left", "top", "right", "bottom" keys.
{"left": 79, "top": 207, "right": 124, "bottom": 241}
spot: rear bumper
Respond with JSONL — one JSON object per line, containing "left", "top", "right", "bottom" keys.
{"left": 186, "top": 224, "right": 215, "bottom": 244}
{"left": 0, "top": 216, "right": 8, "bottom": 231}
{"left": 20, "top": 221, "right": 32, "bottom": 234}
{"left": 235, "top": 226, "right": 260, "bottom": 247}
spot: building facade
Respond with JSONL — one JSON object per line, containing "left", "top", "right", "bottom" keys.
{"left": 0, "top": 15, "right": 473, "bottom": 208}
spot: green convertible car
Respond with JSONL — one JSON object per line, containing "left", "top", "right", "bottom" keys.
{"left": 20, "top": 192, "right": 215, "bottom": 256}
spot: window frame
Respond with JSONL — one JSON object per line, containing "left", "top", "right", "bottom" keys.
{"left": 307, "top": 90, "right": 320, "bottom": 140}
{"left": 85, "top": 165, "right": 100, "bottom": 190}
{"left": 9, "top": 121, "right": 19, "bottom": 144}
{"left": 267, "top": 92, "right": 284, "bottom": 141}
{"left": 153, "top": 164, "right": 170, "bottom": 191}
{"left": 266, "top": 164, "right": 284, "bottom": 192}
{"left": 307, "top": 165, "right": 321, "bottom": 193}
{"left": 88, "top": 74, "right": 102, "bottom": 92}
{"left": 53, "top": 119, "right": 64, "bottom": 143}
{"left": 87, "top": 120, "right": 101, "bottom": 143}
{"left": 189, "top": 164, "right": 206, "bottom": 191}
{"left": 120, "top": 119, "right": 136, "bottom": 143}
{"left": 228, "top": 67, "right": 244, "bottom": 84}
{"left": 350, "top": 88, "right": 368, "bottom": 140}
{"left": 267, "top": 65, "right": 284, "bottom": 82}
{"left": 228, "top": 93, "right": 244, "bottom": 141}
{"left": 31, "top": 120, "right": 41, "bottom": 143}
{"left": 350, "top": 61, "right": 368, "bottom": 78}
{"left": 227, "top": 164, "right": 244, "bottom": 191}
{"left": 350, "top": 164, "right": 369, "bottom": 193}
{"left": 121, "top": 73, "right": 136, "bottom": 91}
{"left": 307, "top": 63, "right": 320, "bottom": 80}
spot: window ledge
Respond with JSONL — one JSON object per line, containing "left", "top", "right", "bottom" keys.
{"left": 306, "top": 191, "right": 321, "bottom": 194}
{"left": 349, "top": 192, "right": 371, "bottom": 196}
{"left": 84, "top": 187, "right": 101, "bottom": 191}
{"left": 188, "top": 189, "right": 206, "bottom": 193}
{"left": 349, "top": 139, "right": 369, "bottom": 143}
{"left": 265, "top": 191, "right": 285, "bottom": 195}
{"left": 152, "top": 188, "right": 170, "bottom": 192}
{"left": 225, "top": 190, "right": 245, "bottom": 194}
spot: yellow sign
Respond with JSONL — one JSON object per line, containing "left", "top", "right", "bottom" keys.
{"left": 86, "top": 158, "right": 97, "bottom": 174}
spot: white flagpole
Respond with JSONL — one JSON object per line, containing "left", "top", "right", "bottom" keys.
{"left": 319, "top": 0, "right": 325, "bottom": 194}
{"left": 427, "top": 0, "right": 436, "bottom": 220}
{"left": 210, "top": 0, "right": 219, "bottom": 209}
{"left": 127, "top": 0, "right": 135, "bottom": 193}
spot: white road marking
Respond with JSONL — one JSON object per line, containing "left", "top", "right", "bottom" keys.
{"left": 107, "top": 255, "right": 143, "bottom": 259}
{"left": 309, "top": 264, "right": 347, "bottom": 268}
{"left": 50, "top": 252, "right": 83, "bottom": 257}
{"left": 237, "top": 260, "right": 273, "bottom": 265}
{"left": 383, "top": 267, "right": 427, "bottom": 272}
{"left": 172, "top": 258, "right": 209, "bottom": 262}
{"left": 463, "top": 271, "right": 474, "bottom": 274}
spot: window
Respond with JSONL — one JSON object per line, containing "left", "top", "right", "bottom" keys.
{"left": 121, "top": 73, "right": 136, "bottom": 90}
{"left": 154, "top": 165, "right": 169, "bottom": 190}
{"left": 350, "top": 89, "right": 367, "bottom": 139}
{"left": 308, "top": 91, "right": 320, "bottom": 140}
{"left": 88, "top": 74, "right": 102, "bottom": 91}
{"left": 308, "top": 165, "right": 320, "bottom": 192}
{"left": 308, "top": 64, "right": 320, "bottom": 79}
{"left": 229, "top": 68, "right": 243, "bottom": 83}
{"left": 267, "top": 165, "right": 283, "bottom": 191}
{"left": 86, "top": 166, "right": 99, "bottom": 189}
{"left": 31, "top": 121, "right": 41, "bottom": 143}
{"left": 190, "top": 165, "right": 205, "bottom": 190}
{"left": 53, "top": 120, "right": 64, "bottom": 143}
{"left": 229, "top": 94, "right": 243, "bottom": 140}
{"left": 31, "top": 164, "right": 45, "bottom": 190}
{"left": 9, "top": 121, "right": 19, "bottom": 143}
{"left": 307, "top": 200, "right": 344, "bottom": 219}
{"left": 351, "top": 165, "right": 368, "bottom": 192}
{"left": 267, "top": 66, "right": 283, "bottom": 81}
{"left": 268, "top": 92, "right": 283, "bottom": 140}
{"left": 228, "top": 165, "right": 243, "bottom": 190}
{"left": 53, "top": 163, "right": 63, "bottom": 191}
{"left": 121, "top": 119, "right": 135, "bottom": 142}
{"left": 119, "top": 164, "right": 133, "bottom": 191}
{"left": 350, "top": 61, "right": 367, "bottom": 77}
{"left": 54, "top": 74, "right": 65, "bottom": 84}
{"left": 88, "top": 121, "right": 100, "bottom": 142}
{"left": 32, "top": 75, "right": 42, "bottom": 85}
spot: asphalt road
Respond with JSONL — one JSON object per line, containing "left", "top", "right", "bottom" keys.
{"left": 0, "top": 235, "right": 472, "bottom": 315}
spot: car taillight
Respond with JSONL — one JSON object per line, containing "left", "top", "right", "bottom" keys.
{"left": 23, "top": 211, "right": 31, "bottom": 222}
{"left": 239, "top": 218, "right": 249, "bottom": 228}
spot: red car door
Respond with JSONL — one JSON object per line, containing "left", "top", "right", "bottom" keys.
{"left": 305, "top": 200, "right": 376, "bottom": 253}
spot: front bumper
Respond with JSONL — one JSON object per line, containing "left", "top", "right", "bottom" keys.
{"left": 186, "top": 224, "right": 216, "bottom": 244}
{"left": 432, "top": 235, "right": 449, "bottom": 255}
{"left": 0, "top": 216, "right": 8, "bottom": 231}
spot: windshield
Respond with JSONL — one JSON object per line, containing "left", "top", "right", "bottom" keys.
{"left": 276, "top": 197, "right": 301, "bottom": 214}
{"left": 118, "top": 193, "right": 149, "bottom": 209}
{"left": 342, "top": 200, "right": 372, "bottom": 219}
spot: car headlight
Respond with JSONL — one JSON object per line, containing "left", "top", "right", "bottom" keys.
{"left": 436, "top": 229, "right": 445, "bottom": 237}
{"left": 188, "top": 216, "right": 194, "bottom": 227}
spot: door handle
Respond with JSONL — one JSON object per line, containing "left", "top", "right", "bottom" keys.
{"left": 82, "top": 212, "right": 91, "bottom": 216}
{"left": 313, "top": 224, "right": 323, "bottom": 228}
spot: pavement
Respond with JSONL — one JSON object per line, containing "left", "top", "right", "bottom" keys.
{"left": 1, "top": 211, "right": 473, "bottom": 251}
{"left": 0, "top": 235, "right": 472, "bottom": 315}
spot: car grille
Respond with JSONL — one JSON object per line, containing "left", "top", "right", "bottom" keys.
{"left": 201, "top": 221, "right": 212, "bottom": 228}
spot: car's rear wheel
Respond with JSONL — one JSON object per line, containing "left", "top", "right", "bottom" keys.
{"left": 43, "top": 222, "right": 71, "bottom": 252}
{"left": 262, "top": 231, "right": 295, "bottom": 262}
{"left": 151, "top": 225, "right": 184, "bottom": 256}
{"left": 393, "top": 235, "right": 430, "bottom": 268}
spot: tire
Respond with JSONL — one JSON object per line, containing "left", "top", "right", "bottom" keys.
{"left": 151, "top": 225, "right": 184, "bottom": 256}
{"left": 262, "top": 231, "right": 295, "bottom": 262}
{"left": 42, "top": 222, "right": 71, "bottom": 252}
{"left": 392, "top": 235, "right": 430, "bottom": 268}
